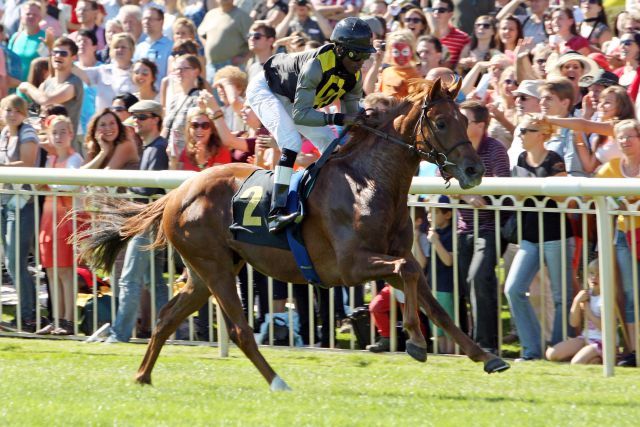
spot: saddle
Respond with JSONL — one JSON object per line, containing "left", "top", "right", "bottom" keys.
{"left": 229, "top": 164, "right": 323, "bottom": 285}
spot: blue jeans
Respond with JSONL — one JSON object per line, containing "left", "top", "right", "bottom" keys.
{"left": 110, "top": 232, "right": 168, "bottom": 342}
{"left": 504, "top": 238, "right": 574, "bottom": 358}
{"left": 614, "top": 230, "right": 640, "bottom": 323}
{"left": 1, "top": 202, "right": 36, "bottom": 322}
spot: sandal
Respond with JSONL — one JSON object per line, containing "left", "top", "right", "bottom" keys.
{"left": 35, "top": 323, "right": 56, "bottom": 335}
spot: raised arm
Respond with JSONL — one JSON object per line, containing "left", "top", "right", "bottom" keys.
{"left": 496, "top": 0, "right": 524, "bottom": 21}
{"left": 199, "top": 90, "right": 250, "bottom": 152}
{"left": 543, "top": 116, "right": 615, "bottom": 137}
{"left": 18, "top": 81, "right": 75, "bottom": 106}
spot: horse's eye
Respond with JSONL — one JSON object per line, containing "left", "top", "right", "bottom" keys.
{"left": 436, "top": 120, "right": 446, "bottom": 130}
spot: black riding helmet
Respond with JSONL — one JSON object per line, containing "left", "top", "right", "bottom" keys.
{"left": 330, "top": 17, "right": 376, "bottom": 54}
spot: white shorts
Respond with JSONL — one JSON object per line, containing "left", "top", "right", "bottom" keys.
{"left": 246, "top": 71, "right": 336, "bottom": 153}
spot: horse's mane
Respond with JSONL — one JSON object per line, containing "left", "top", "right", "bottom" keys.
{"left": 343, "top": 77, "right": 457, "bottom": 150}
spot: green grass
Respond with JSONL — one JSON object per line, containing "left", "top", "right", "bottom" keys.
{"left": 0, "top": 338, "right": 639, "bottom": 426}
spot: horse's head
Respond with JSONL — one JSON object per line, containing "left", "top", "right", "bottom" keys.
{"left": 404, "top": 77, "right": 485, "bottom": 189}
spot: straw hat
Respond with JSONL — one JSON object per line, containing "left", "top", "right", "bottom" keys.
{"left": 547, "top": 51, "right": 600, "bottom": 88}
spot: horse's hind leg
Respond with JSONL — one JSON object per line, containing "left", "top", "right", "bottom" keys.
{"left": 415, "top": 271, "right": 510, "bottom": 373}
{"left": 188, "top": 256, "right": 288, "bottom": 391}
{"left": 135, "top": 271, "right": 210, "bottom": 385}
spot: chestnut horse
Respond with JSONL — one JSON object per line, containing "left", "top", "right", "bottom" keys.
{"left": 80, "top": 78, "right": 509, "bottom": 391}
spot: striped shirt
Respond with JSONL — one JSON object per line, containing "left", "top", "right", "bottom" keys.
{"left": 440, "top": 25, "right": 470, "bottom": 68}
{"left": 457, "top": 135, "right": 511, "bottom": 235}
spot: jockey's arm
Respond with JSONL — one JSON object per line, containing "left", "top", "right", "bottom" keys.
{"left": 340, "top": 78, "right": 363, "bottom": 114}
{"left": 292, "top": 59, "right": 330, "bottom": 127}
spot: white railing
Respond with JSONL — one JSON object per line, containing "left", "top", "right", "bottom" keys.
{"left": 0, "top": 169, "right": 638, "bottom": 377}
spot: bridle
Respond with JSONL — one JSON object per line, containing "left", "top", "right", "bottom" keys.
{"left": 358, "top": 96, "right": 472, "bottom": 183}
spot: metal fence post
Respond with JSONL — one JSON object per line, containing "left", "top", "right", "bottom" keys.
{"left": 594, "top": 196, "right": 616, "bottom": 377}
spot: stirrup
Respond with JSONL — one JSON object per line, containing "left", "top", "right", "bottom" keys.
{"left": 267, "top": 209, "right": 299, "bottom": 233}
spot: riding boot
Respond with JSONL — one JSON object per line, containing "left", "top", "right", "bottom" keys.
{"left": 268, "top": 149, "right": 298, "bottom": 233}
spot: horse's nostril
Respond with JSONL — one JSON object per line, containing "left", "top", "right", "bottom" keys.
{"left": 465, "top": 166, "right": 478, "bottom": 177}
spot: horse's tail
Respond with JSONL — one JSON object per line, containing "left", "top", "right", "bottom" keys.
{"left": 78, "top": 194, "right": 170, "bottom": 272}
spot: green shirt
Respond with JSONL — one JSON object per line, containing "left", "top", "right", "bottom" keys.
{"left": 8, "top": 30, "right": 46, "bottom": 81}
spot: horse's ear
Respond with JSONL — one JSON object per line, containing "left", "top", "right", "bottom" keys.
{"left": 448, "top": 75, "right": 462, "bottom": 100}
{"left": 429, "top": 77, "right": 443, "bottom": 100}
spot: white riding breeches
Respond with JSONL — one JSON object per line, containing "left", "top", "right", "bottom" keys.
{"left": 246, "top": 71, "right": 336, "bottom": 154}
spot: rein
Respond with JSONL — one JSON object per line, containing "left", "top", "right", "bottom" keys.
{"left": 358, "top": 97, "right": 471, "bottom": 184}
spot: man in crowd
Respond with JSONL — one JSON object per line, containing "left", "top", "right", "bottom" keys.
{"left": 8, "top": 1, "right": 48, "bottom": 82}
{"left": 198, "top": 0, "right": 253, "bottom": 83}
{"left": 134, "top": 6, "right": 174, "bottom": 88}
{"left": 539, "top": 78, "right": 585, "bottom": 177}
{"left": 247, "top": 21, "right": 276, "bottom": 81}
{"left": 104, "top": 100, "right": 169, "bottom": 344}
{"left": 456, "top": 100, "right": 511, "bottom": 355}
{"left": 275, "top": 0, "right": 333, "bottom": 44}
{"left": 118, "top": 4, "right": 144, "bottom": 43}
{"left": 69, "top": 0, "right": 106, "bottom": 51}
{"left": 18, "top": 37, "right": 84, "bottom": 135}
{"left": 427, "top": 0, "right": 470, "bottom": 69}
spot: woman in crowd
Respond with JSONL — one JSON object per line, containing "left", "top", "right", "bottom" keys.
{"left": 162, "top": 40, "right": 203, "bottom": 108}
{"left": 487, "top": 66, "right": 518, "bottom": 146}
{"left": 18, "top": 57, "right": 50, "bottom": 109}
{"left": 81, "top": 108, "right": 139, "bottom": 170}
{"left": 578, "top": 0, "right": 611, "bottom": 49}
{"left": 495, "top": 15, "right": 522, "bottom": 55}
{"left": 36, "top": 116, "right": 83, "bottom": 336}
{"left": 504, "top": 114, "right": 574, "bottom": 361}
{"left": 416, "top": 35, "right": 444, "bottom": 77}
{"left": 180, "top": 106, "right": 232, "bottom": 171}
{"left": 0, "top": 95, "right": 40, "bottom": 332}
{"left": 163, "top": 54, "right": 203, "bottom": 169}
{"left": 595, "top": 119, "right": 640, "bottom": 367}
{"left": 614, "top": 32, "right": 640, "bottom": 90}
{"left": 542, "top": 85, "right": 635, "bottom": 174}
{"left": 550, "top": 7, "right": 590, "bottom": 55}
{"left": 399, "top": 8, "right": 429, "bottom": 40}
{"left": 80, "top": 33, "right": 137, "bottom": 111}
{"left": 132, "top": 59, "right": 159, "bottom": 102}
{"left": 97, "top": 19, "right": 124, "bottom": 64}
{"left": 458, "top": 16, "right": 500, "bottom": 76}
{"left": 376, "top": 30, "right": 422, "bottom": 101}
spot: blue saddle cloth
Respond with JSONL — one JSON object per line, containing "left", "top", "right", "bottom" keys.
{"left": 229, "top": 169, "right": 321, "bottom": 284}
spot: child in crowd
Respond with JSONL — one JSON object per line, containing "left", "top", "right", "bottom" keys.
{"left": 420, "top": 195, "right": 455, "bottom": 354}
{"left": 36, "top": 115, "right": 83, "bottom": 335}
{"left": 546, "top": 259, "right": 603, "bottom": 365}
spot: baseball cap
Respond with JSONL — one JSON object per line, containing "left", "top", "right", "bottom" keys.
{"left": 512, "top": 80, "right": 543, "bottom": 99}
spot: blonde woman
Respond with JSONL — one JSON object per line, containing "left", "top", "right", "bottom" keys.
{"left": 78, "top": 33, "right": 137, "bottom": 111}
{"left": 180, "top": 107, "right": 231, "bottom": 171}
{"left": 36, "top": 116, "right": 83, "bottom": 335}
{"left": 487, "top": 66, "right": 519, "bottom": 147}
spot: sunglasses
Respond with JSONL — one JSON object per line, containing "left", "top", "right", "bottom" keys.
{"left": 190, "top": 121, "right": 212, "bottom": 130}
{"left": 249, "top": 32, "right": 266, "bottom": 40}
{"left": 475, "top": 23, "right": 492, "bottom": 29}
{"left": 580, "top": 0, "right": 599, "bottom": 4}
{"left": 535, "top": 58, "right": 547, "bottom": 65}
{"left": 133, "top": 69, "right": 151, "bottom": 75}
{"left": 346, "top": 50, "right": 371, "bottom": 61}
{"left": 504, "top": 79, "right": 518, "bottom": 86}
{"left": 516, "top": 95, "right": 532, "bottom": 102}
{"left": 621, "top": 39, "right": 636, "bottom": 46}
{"left": 404, "top": 17, "right": 423, "bottom": 24}
{"left": 519, "top": 128, "right": 539, "bottom": 135}
{"left": 52, "top": 49, "right": 70, "bottom": 57}
{"left": 133, "top": 114, "right": 155, "bottom": 121}
{"left": 110, "top": 106, "right": 127, "bottom": 112}
{"left": 433, "top": 7, "right": 451, "bottom": 13}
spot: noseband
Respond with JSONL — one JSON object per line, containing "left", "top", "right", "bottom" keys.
{"left": 358, "top": 97, "right": 471, "bottom": 184}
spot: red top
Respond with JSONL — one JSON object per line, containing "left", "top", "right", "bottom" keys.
{"left": 563, "top": 35, "right": 590, "bottom": 53}
{"left": 180, "top": 145, "right": 232, "bottom": 171}
{"left": 440, "top": 25, "right": 471, "bottom": 68}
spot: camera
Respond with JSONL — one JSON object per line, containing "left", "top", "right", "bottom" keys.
{"left": 296, "top": 0, "right": 308, "bottom": 5}
{"left": 379, "top": 42, "right": 386, "bottom": 51}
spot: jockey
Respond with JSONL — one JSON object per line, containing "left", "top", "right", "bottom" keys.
{"left": 246, "top": 17, "right": 375, "bottom": 233}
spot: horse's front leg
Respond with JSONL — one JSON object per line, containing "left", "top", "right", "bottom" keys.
{"left": 339, "top": 252, "right": 427, "bottom": 362}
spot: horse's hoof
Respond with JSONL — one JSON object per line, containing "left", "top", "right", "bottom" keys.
{"left": 406, "top": 341, "right": 427, "bottom": 363}
{"left": 269, "top": 375, "right": 292, "bottom": 392}
{"left": 135, "top": 374, "right": 152, "bottom": 385}
{"left": 484, "top": 358, "right": 510, "bottom": 374}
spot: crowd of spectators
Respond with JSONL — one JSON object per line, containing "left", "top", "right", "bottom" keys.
{"left": 0, "top": 0, "right": 638, "bottom": 367}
